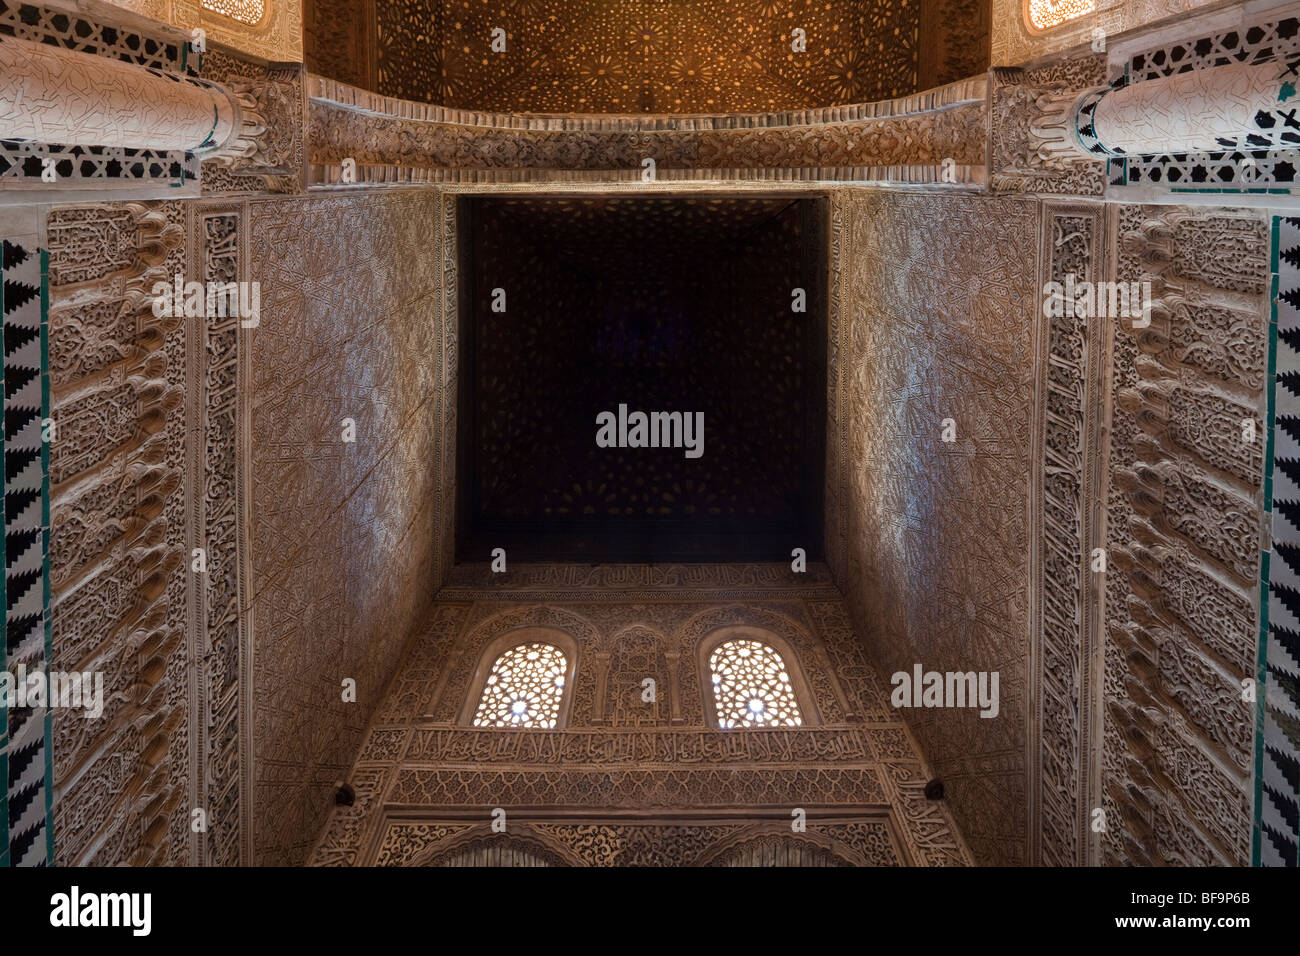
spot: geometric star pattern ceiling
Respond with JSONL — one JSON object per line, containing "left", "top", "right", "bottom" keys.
{"left": 459, "top": 195, "right": 827, "bottom": 562}
{"left": 377, "top": 0, "right": 920, "bottom": 112}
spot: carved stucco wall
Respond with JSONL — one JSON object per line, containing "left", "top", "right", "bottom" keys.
{"left": 44, "top": 187, "right": 456, "bottom": 867}
{"left": 306, "top": 74, "right": 988, "bottom": 186}
{"left": 246, "top": 189, "right": 455, "bottom": 865}
{"left": 1101, "top": 205, "right": 1268, "bottom": 865}
{"left": 827, "top": 189, "right": 1038, "bottom": 865}
{"left": 826, "top": 187, "right": 1268, "bottom": 867}
{"left": 47, "top": 197, "right": 264, "bottom": 867}
{"left": 308, "top": 565, "right": 974, "bottom": 866}
{"left": 47, "top": 201, "right": 192, "bottom": 865}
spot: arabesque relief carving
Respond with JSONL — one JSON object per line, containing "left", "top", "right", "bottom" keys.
{"left": 15, "top": 0, "right": 1290, "bottom": 873}
{"left": 308, "top": 583, "right": 973, "bottom": 868}
{"left": 47, "top": 200, "right": 190, "bottom": 865}
{"left": 1102, "top": 204, "right": 1268, "bottom": 866}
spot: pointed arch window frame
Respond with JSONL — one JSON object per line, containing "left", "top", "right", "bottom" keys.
{"left": 697, "top": 625, "right": 820, "bottom": 729}
{"left": 460, "top": 627, "right": 581, "bottom": 729}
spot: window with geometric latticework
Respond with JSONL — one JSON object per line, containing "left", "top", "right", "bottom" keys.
{"left": 1026, "top": 0, "right": 1095, "bottom": 31}
{"left": 708, "top": 638, "right": 803, "bottom": 728}
{"left": 472, "top": 642, "right": 569, "bottom": 728}
{"left": 200, "top": 0, "right": 266, "bottom": 25}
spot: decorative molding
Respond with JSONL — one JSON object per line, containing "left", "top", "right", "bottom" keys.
{"left": 437, "top": 561, "right": 840, "bottom": 602}
{"left": 306, "top": 74, "right": 987, "bottom": 186}
{"left": 185, "top": 201, "right": 247, "bottom": 867}
{"left": 199, "top": 50, "right": 307, "bottom": 193}
{"left": 988, "top": 56, "right": 1109, "bottom": 194}
{"left": 370, "top": 815, "right": 907, "bottom": 867}
{"left": 1029, "top": 200, "right": 1111, "bottom": 866}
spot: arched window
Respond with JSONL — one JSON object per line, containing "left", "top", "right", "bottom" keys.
{"left": 200, "top": 0, "right": 267, "bottom": 26}
{"left": 707, "top": 638, "right": 803, "bottom": 728}
{"left": 472, "top": 641, "right": 570, "bottom": 728}
{"left": 1026, "top": 0, "right": 1095, "bottom": 31}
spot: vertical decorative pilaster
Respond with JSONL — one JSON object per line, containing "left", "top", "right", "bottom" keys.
{"left": 664, "top": 650, "right": 682, "bottom": 724}
{"left": 590, "top": 652, "right": 612, "bottom": 725}
{"left": 1031, "top": 200, "right": 1110, "bottom": 867}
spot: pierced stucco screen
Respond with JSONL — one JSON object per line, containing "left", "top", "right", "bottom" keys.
{"left": 1027, "top": 0, "right": 1094, "bottom": 30}
{"left": 472, "top": 643, "right": 569, "bottom": 728}
{"left": 200, "top": 0, "right": 265, "bottom": 25}
{"left": 709, "top": 639, "right": 803, "bottom": 728}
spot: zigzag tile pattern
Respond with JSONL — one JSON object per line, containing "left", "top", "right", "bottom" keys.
{"left": 1263, "top": 216, "right": 1300, "bottom": 867}
{"left": 2, "top": 236, "right": 49, "bottom": 867}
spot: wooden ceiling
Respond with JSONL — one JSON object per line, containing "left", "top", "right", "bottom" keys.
{"left": 457, "top": 195, "right": 827, "bottom": 562}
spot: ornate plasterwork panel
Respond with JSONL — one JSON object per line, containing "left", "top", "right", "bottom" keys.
{"left": 306, "top": 75, "right": 987, "bottom": 186}
{"left": 828, "top": 188, "right": 1038, "bottom": 865}
{"left": 988, "top": 55, "right": 1109, "bottom": 195}
{"left": 373, "top": 817, "right": 905, "bottom": 867}
{"left": 47, "top": 201, "right": 191, "bottom": 865}
{"left": 198, "top": 50, "right": 308, "bottom": 195}
{"left": 1102, "top": 204, "right": 1269, "bottom": 866}
{"left": 43, "top": 195, "right": 259, "bottom": 868}
{"left": 246, "top": 189, "right": 451, "bottom": 865}
{"left": 1029, "top": 200, "right": 1110, "bottom": 866}
{"left": 308, "top": 576, "right": 973, "bottom": 868}
{"left": 186, "top": 202, "right": 250, "bottom": 867}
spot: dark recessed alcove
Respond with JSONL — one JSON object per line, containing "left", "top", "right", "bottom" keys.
{"left": 456, "top": 193, "right": 827, "bottom": 562}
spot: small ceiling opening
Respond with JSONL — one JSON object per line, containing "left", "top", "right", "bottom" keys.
{"left": 456, "top": 194, "right": 827, "bottom": 563}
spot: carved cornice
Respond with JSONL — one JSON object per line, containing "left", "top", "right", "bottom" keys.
{"left": 306, "top": 74, "right": 989, "bottom": 185}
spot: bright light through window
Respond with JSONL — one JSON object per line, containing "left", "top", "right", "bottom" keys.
{"left": 201, "top": 0, "right": 266, "bottom": 25}
{"left": 709, "top": 639, "right": 802, "bottom": 728}
{"left": 1027, "top": 0, "right": 1095, "bottom": 30}
{"left": 473, "top": 642, "right": 568, "bottom": 728}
